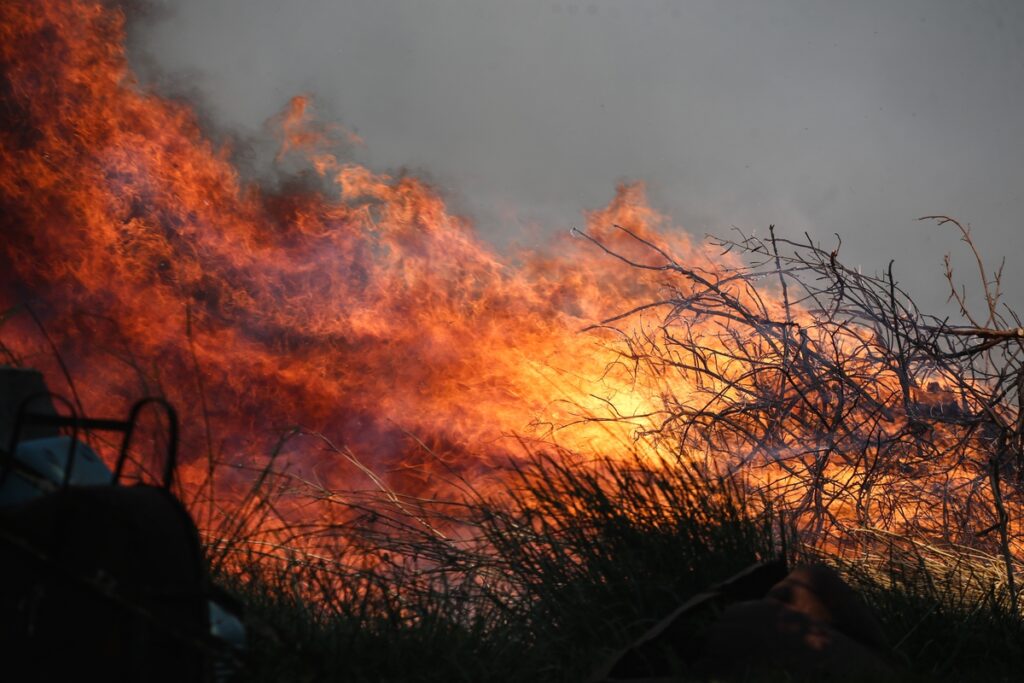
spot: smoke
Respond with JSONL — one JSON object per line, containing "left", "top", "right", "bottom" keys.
{"left": 129, "top": 0, "right": 1024, "bottom": 317}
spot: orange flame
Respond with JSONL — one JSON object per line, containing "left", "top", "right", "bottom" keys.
{"left": 0, "top": 0, "right": 710, "bottom": 495}
{"left": 1, "top": 0, "right": 1018, "bottom": 566}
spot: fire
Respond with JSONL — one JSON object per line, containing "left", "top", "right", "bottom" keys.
{"left": 1, "top": 0, "right": 1019, "bottom": 567}
{"left": 0, "top": 0, "right": 700, "bottom": 495}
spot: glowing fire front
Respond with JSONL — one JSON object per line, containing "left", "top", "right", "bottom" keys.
{"left": 0, "top": 0, "right": 705, "bottom": 498}
{"left": 2, "top": 0, "right": 1020, "bottom": 566}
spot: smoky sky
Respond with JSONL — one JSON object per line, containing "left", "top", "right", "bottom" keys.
{"left": 130, "top": 0, "right": 1024, "bottom": 319}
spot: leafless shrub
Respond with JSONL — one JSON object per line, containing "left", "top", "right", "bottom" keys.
{"left": 575, "top": 218, "right": 1024, "bottom": 608}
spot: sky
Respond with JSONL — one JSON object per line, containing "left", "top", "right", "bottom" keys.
{"left": 129, "top": 0, "right": 1024, "bottom": 319}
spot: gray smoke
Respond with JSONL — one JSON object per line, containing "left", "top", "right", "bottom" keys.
{"left": 130, "top": 0, "right": 1024, "bottom": 319}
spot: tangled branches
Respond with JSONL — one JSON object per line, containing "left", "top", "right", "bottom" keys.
{"left": 578, "top": 218, "right": 1024, "bottom": 603}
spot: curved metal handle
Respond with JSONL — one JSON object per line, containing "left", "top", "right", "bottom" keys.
{"left": 2, "top": 394, "right": 180, "bottom": 492}
{"left": 112, "top": 397, "right": 179, "bottom": 490}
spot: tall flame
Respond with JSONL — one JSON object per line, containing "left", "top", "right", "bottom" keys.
{"left": 2, "top": 0, "right": 1018, "bottom": 565}
{"left": 0, "top": 0, "right": 721, "bottom": 496}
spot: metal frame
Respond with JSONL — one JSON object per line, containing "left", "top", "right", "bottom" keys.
{"left": 2, "top": 394, "right": 179, "bottom": 490}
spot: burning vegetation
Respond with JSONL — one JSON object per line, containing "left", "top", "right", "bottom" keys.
{"left": 3, "top": 3, "right": 1024, "bottom": 678}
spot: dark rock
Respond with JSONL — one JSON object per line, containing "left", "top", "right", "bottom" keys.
{"left": 697, "top": 593, "right": 896, "bottom": 681}
{"left": 765, "top": 563, "right": 891, "bottom": 655}
{"left": 595, "top": 561, "right": 898, "bottom": 682}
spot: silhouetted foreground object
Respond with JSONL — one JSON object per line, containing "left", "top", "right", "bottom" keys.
{"left": 0, "top": 485, "right": 212, "bottom": 682}
{"left": 596, "top": 561, "right": 898, "bottom": 682}
{"left": 0, "top": 368, "right": 58, "bottom": 446}
{"left": 0, "top": 372, "right": 243, "bottom": 682}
